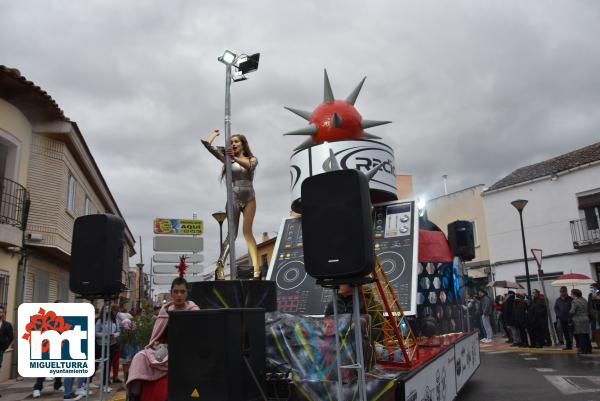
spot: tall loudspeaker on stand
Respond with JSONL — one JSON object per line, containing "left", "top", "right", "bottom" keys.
{"left": 301, "top": 169, "right": 375, "bottom": 279}
{"left": 301, "top": 168, "right": 374, "bottom": 401}
{"left": 447, "top": 220, "right": 475, "bottom": 261}
{"left": 70, "top": 214, "right": 125, "bottom": 296}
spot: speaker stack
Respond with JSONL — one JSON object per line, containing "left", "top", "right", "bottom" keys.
{"left": 171, "top": 282, "right": 275, "bottom": 400}
{"left": 301, "top": 169, "right": 375, "bottom": 281}
{"left": 168, "top": 309, "right": 266, "bottom": 401}
{"left": 69, "top": 214, "right": 125, "bottom": 297}
{"left": 447, "top": 220, "right": 475, "bottom": 262}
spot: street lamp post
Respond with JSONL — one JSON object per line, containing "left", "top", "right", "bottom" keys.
{"left": 511, "top": 199, "right": 532, "bottom": 299}
{"left": 212, "top": 211, "right": 227, "bottom": 254}
{"left": 136, "top": 262, "right": 144, "bottom": 310}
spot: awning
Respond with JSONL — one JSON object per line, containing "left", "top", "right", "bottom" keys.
{"left": 418, "top": 229, "right": 453, "bottom": 263}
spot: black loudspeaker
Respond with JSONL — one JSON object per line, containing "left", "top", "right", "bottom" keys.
{"left": 168, "top": 309, "right": 266, "bottom": 401}
{"left": 70, "top": 214, "right": 125, "bottom": 296}
{"left": 447, "top": 220, "right": 475, "bottom": 261}
{"left": 189, "top": 280, "right": 277, "bottom": 312}
{"left": 301, "top": 169, "right": 375, "bottom": 279}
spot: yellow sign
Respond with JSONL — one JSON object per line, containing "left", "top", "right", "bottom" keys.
{"left": 153, "top": 218, "right": 203, "bottom": 235}
{"left": 191, "top": 388, "right": 200, "bottom": 398}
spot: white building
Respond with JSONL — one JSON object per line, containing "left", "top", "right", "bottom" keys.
{"left": 482, "top": 142, "right": 600, "bottom": 319}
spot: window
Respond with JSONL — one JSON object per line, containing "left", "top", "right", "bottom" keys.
{"left": 57, "top": 280, "right": 70, "bottom": 302}
{"left": 469, "top": 220, "right": 480, "bottom": 247}
{"left": 32, "top": 270, "right": 49, "bottom": 303}
{"left": 67, "top": 175, "right": 76, "bottom": 212}
{"left": 578, "top": 193, "right": 600, "bottom": 230}
{"left": 84, "top": 197, "right": 92, "bottom": 215}
{"left": 0, "top": 271, "right": 8, "bottom": 308}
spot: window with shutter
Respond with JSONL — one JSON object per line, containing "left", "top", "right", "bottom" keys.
{"left": 32, "top": 270, "right": 49, "bottom": 303}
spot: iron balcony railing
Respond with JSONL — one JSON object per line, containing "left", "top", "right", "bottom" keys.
{"left": 570, "top": 218, "right": 600, "bottom": 249}
{"left": 0, "top": 177, "right": 30, "bottom": 230}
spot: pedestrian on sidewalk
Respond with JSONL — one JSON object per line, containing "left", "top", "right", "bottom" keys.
{"left": 111, "top": 305, "right": 123, "bottom": 384}
{"left": 570, "top": 288, "right": 593, "bottom": 354}
{"left": 32, "top": 377, "right": 63, "bottom": 398}
{"left": 466, "top": 294, "right": 482, "bottom": 337}
{"left": 514, "top": 293, "right": 530, "bottom": 347}
{"left": 0, "top": 306, "right": 14, "bottom": 398}
{"left": 478, "top": 289, "right": 493, "bottom": 343}
{"left": 503, "top": 291, "right": 516, "bottom": 344}
{"left": 530, "top": 289, "right": 549, "bottom": 348}
{"left": 0, "top": 306, "right": 14, "bottom": 369}
{"left": 95, "top": 305, "right": 120, "bottom": 393}
{"left": 494, "top": 295, "right": 507, "bottom": 336}
{"left": 62, "top": 377, "right": 92, "bottom": 400}
{"left": 588, "top": 283, "right": 600, "bottom": 331}
{"left": 554, "top": 286, "right": 573, "bottom": 350}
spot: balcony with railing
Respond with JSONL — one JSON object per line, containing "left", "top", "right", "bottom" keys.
{"left": 0, "top": 177, "right": 30, "bottom": 247}
{"left": 570, "top": 218, "right": 600, "bottom": 249}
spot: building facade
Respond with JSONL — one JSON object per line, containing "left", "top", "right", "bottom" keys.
{"left": 426, "top": 185, "right": 491, "bottom": 290}
{"left": 0, "top": 66, "right": 136, "bottom": 379}
{"left": 482, "top": 142, "right": 600, "bottom": 320}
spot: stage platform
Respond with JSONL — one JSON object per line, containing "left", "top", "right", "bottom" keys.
{"left": 265, "top": 313, "right": 480, "bottom": 401}
{"left": 184, "top": 281, "right": 480, "bottom": 401}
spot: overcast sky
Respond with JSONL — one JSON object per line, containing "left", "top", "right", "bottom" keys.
{"left": 3, "top": 1, "right": 600, "bottom": 291}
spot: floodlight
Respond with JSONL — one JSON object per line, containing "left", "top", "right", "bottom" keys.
{"left": 238, "top": 53, "right": 260, "bottom": 74}
{"left": 218, "top": 50, "right": 237, "bottom": 65}
{"left": 232, "top": 71, "right": 247, "bottom": 82}
{"left": 417, "top": 197, "right": 427, "bottom": 216}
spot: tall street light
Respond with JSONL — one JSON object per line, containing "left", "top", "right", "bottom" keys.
{"left": 212, "top": 211, "right": 227, "bottom": 254}
{"left": 136, "top": 262, "right": 144, "bottom": 310}
{"left": 217, "top": 50, "right": 260, "bottom": 279}
{"left": 511, "top": 199, "right": 532, "bottom": 299}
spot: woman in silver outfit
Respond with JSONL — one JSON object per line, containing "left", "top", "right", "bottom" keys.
{"left": 202, "top": 130, "right": 260, "bottom": 280}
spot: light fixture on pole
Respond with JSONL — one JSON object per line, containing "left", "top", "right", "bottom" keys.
{"left": 212, "top": 211, "right": 227, "bottom": 254}
{"left": 217, "top": 49, "right": 260, "bottom": 279}
{"left": 511, "top": 199, "right": 532, "bottom": 299}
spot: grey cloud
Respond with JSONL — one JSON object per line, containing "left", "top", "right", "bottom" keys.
{"left": 3, "top": 0, "right": 600, "bottom": 283}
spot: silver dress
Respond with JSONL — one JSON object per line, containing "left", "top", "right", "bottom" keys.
{"left": 202, "top": 140, "right": 258, "bottom": 264}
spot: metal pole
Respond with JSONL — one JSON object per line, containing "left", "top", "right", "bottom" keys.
{"left": 219, "top": 221, "right": 224, "bottom": 254}
{"left": 149, "top": 259, "right": 153, "bottom": 304}
{"left": 518, "top": 211, "right": 532, "bottom": 299}
{"left": 11, "top": 248, "right": 28, "bottom": 379}
{"left": 352, "top": 286, "right": 367, "bottom": 401}
{"left": 331, "top": 288, "right": 343, "bottom": 401}
{"left": 223, "top": 63, "right": 237, "bottom": 279}
{"left": 98, "top": 301, "right": 111, "bottom": 401}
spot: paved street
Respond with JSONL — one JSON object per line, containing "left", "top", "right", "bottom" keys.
{"left": 0, "top": 378, "right": 125, "bottom": 401}
{"left": 459, "top": 347, "right": 600, "bottom": 401}
{"left": 0, "top": 337, "right": 598, "bottom": 400}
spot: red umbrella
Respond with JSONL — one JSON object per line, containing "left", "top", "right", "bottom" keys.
{"left": 551, "top": 273, "right": 595, "bottom": 287}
